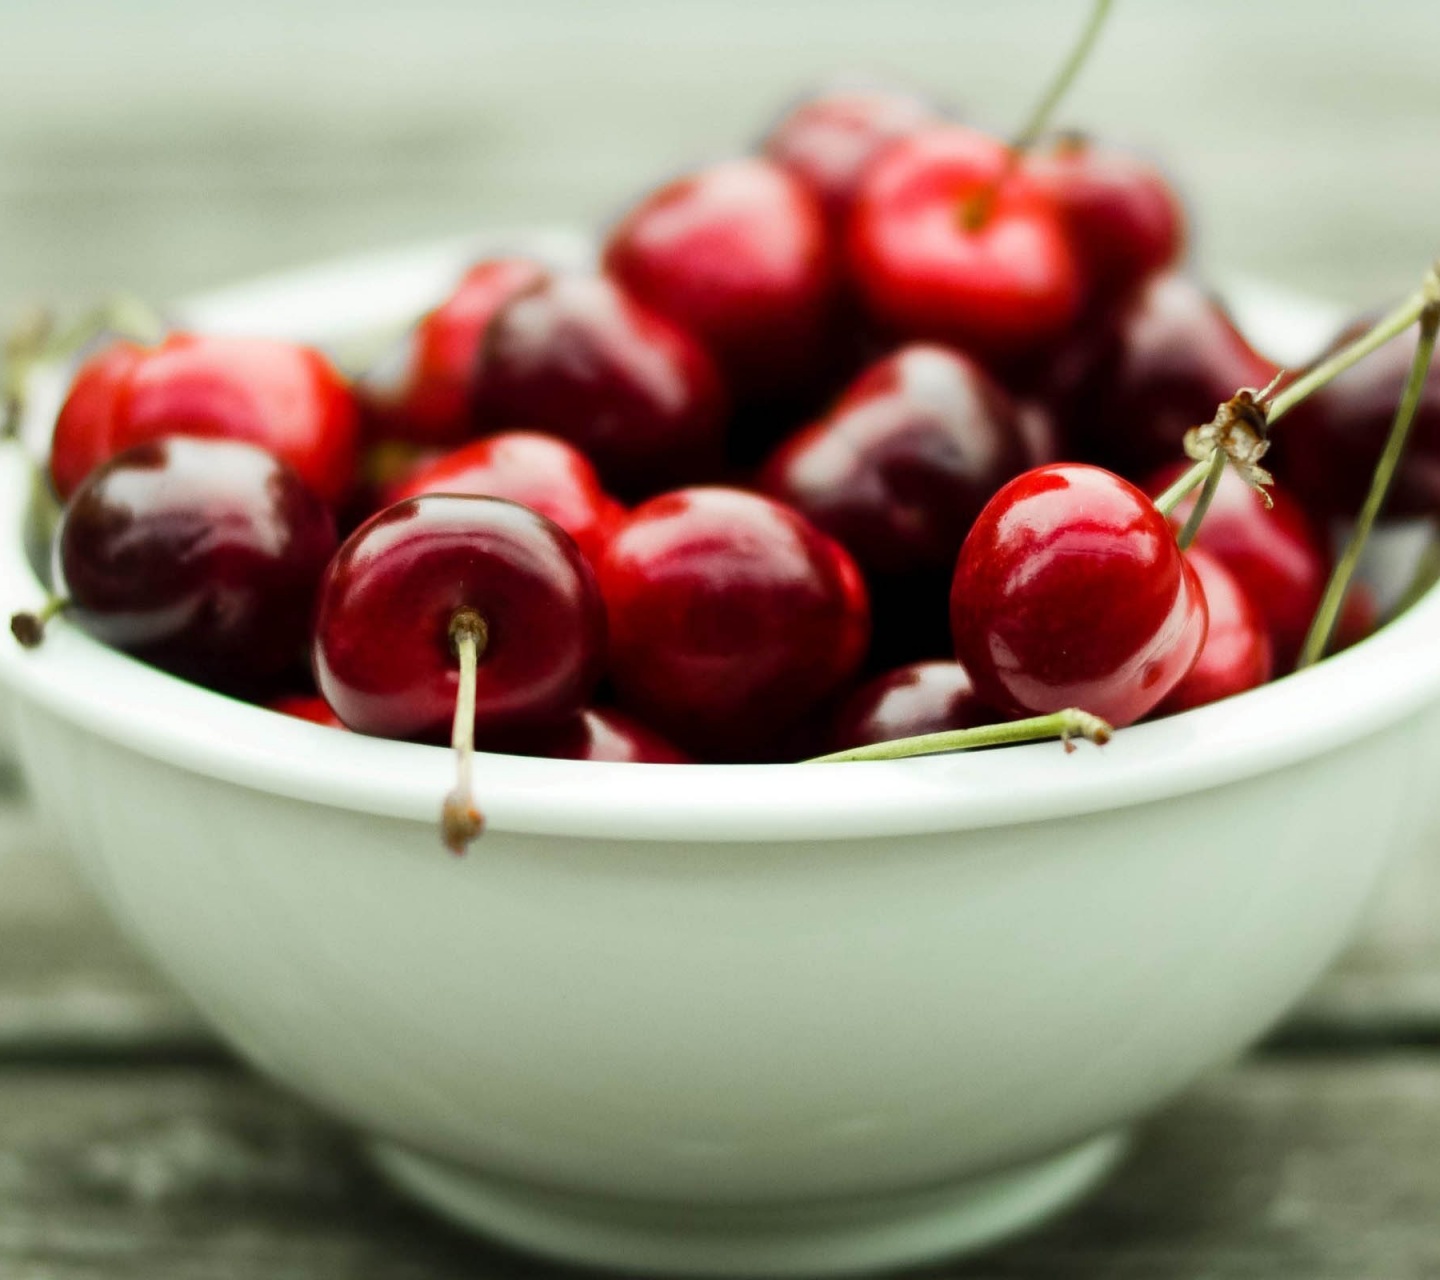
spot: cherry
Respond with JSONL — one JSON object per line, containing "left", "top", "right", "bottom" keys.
{"left": 1335, "top": 581, "right": 1379, "bottom": 652}
{"left": 1271, "top": 315, "right": 1440, "bottom": 519}
{"left": 846, "top": 125, "right": 1082, "bottom": 361}
{"left": 827, "top": 660, "right": 991, "bottom": 753}
{"left": 1145, "top": 461, "right": 1327, "bottom": 670}
{"left": 44, "top": 437, "right": 337, "bottom": 693}
{"left": 1156, "top": 548, "right": 1272, "bottom": 716}
{"left": 268, "top": 693, "right": 348, "bottom": 729}
{"left": 951, "top": 463, "right": 1208, "bottom": 727}
{"left": 50, "top": 333, "right": 360, "bottom": 508}
{"left": 473, "top": 271, "right": 726, "bottom": 499}
{"left": 760, "top": 343, "right": 1036, "bottom": 578}
{"left": 313, "top": 493, "right": 605, "bottom": 745}
{"left": 382, "top": 431, "right": 624, "bottom": 566}
{"left": 1054, "top": 273, "right": 1277, "bottom": 479}
{"left": 487, "top": 707, "right": 692, "bottom": 763}
{"left": 357, "top": 258, "right": 545, "bottom": 446}
{"left": 761, "top": 85, "right": 941, "bottom": 228}
{"left": 1024, "top": 133, "right": 1185, "bottom": 303}
{"left": 598, "top": 487, "right": 870, "bottom": 759}
{"left": 603, "top": 158, "right": 836, "bottom": 400}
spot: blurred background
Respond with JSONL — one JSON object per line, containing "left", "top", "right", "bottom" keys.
{"left": 1, "top": 0, "right": 1438, "bottom": 321}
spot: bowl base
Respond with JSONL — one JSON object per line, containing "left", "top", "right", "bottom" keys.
{"left": 368, "top": 1130, "right": 1127, "bottom": 1277}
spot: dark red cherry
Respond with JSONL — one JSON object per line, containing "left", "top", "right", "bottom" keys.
{"left": 827, "top": 660, "right": 991, "bottom": 753}
{"left": 1271, "top": 316, "right": 1440, "bottom": 519}
{"left": 1024, "top": 133, "right": 1185, "bottom": 303}
{"left": 357, "top": 258, "right": 545, "bottom": 446}
{"left": 847, "top": 125, "right": 1082, "bottom": 360}
{"left": 760, "top": 343, "right": 1035, "bottom": 577}
{"left": 598, "top": 487, "right": 870, "bottom": 758}
{"left": 1156, "top": 548, "right": 1272, "bottom": 716}
{"left": 473, "top": 272, "right": 726, "bottom": 499}
{"left": 1335, "top": 582, "right": 1379, "bottom": 652}
{"left": 51, "top": 333, "right": 359, "bottom": 507}
{"left": 486, "top": 707, "right": 692, "bottom": 763}
{"left": 761, "top": 86, "right": 940, "bottom": 228}
{"left": 1145, "top": 461, "right": 1327, "bottom": 670}
{"left": 951, "top": 463, "right": 1208, "bottom": 727}
{"left": 1056, "top": 273, "right": 1277, "bottom": 479}
{"left": 603, "top": 158, "right": 835, "bottom": 400}
{"left": 382, "top": 431, "right": 623, "bottom": 565}
{"left": 268, "top": 693, "right": 348, "bottom": 729}
{"left": 54, "top": 437, "right": 337, "bottom": 692}
{"left": 312, "top": 495, "right": 605, "bottom": 742}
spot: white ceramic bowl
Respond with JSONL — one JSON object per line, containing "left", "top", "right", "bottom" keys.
{"left": 4, "top": 234, "right": 1440, "bottom": 1277}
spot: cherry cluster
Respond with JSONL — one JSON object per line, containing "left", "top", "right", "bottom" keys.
{"left": 18, "top": 76, "right": 1437, "bottom": 849}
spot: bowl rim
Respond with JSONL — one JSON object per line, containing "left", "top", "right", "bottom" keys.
{"left": 2, "top": 230, "right": 1437, "bottom": 844}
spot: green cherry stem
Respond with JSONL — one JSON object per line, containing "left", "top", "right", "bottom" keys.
{"left": 1296, "top": 298, "right": 1440, "bottom": 670}
{"left": 1174, "top": 446, "right": 1227, "bottom": 550}
{"left": 440, "top": 607, "right": 489, "bottom": 855}
{"left": 963, "top": 0, "right": 1114, "bottom": 229}
{"left": 807, "top": 707, "right": 1113, "bottom": 764}
{"left": 9, "top": 596, "right": 69, "bottom": 648}
{"left": 1152, "top": 456, "right": 1211, "bottom": 518}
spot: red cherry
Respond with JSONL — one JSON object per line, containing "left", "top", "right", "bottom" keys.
{"left": 1024, "top": 134, "right": 1185, "bottom": 302}
{"left": 598, "top": 487, "right": 870, "bottom": 758}
{"left": 1335, "top": 582, "right": 1379, "bottom": 652}
{"left": 761, "top": 86, "right": 940, "bottom": 228}
{"left": 761, "top": 343, "right": 1035, "bottom": 577}
{"left": 847, "top": 125, "right": 1082, "bottom": 360}
{"left": 951, "top": 463, "right": 1208, "bottom": 727}
{"left": 1054, "top": 273, "right": 1277, "bottom": 479}
{"left": 357, "top": 258, "right": 545, "bottom": 446}
{"left": 1271, "top": 317, "right": 1440, "bottom": 519}
{"left": 473, "top": 272, "right": 726, "bottom": 499}
{"left": 603, "top": 158, "right": 836, "bottom": 399}
{"left": 486, "top": 707, "right": 692, "bottom": 763}
{"left": 312, "top": 495, "right": 606, "bottom": 742}
{"left": 827, "top": 660, "right": 991, "bottom": 753}
{"left": 1145, "top": 461, "right": 1327, "bottom": 670}
{"left": 268, "top": 693, "right": 348, "bottom": 729}
{"left": 1156, "top": 548, "right": 1272, "bottom": 716}
{"left": 50, "top": 333, "right": 360, "bottom": 507}
{"left": 53, "top": 437, "right": 337, "bottom": 692}
{"left": 383, "top": 431, "right": 622, "bottom": 566}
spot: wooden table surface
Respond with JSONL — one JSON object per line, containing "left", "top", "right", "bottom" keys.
{"left": 3, "top": 1, "right": 1440, "bottom": 1273}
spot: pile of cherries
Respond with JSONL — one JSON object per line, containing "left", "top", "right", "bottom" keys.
{"left": 18, "top": 77, "right": 1431, "bottom": 846}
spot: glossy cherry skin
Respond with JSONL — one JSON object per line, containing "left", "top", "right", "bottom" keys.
{"left": 1271, "top": 316, "right": 1440, "bottom": 519}
{"left": 761, "top": 86, "right": 940, "bottom": 228}
{"left": 951, "top": 463, "right": 1208, "bottom": 727}
{"left": 1056, "top": 273, "right": 1277, "bottom": 480}
{"left": 599, "top": 487, "right": 870, "bottom": 759}
{"left": 1156, "top": 548, "right": 1272, "bottom": 716}
{"left": 760, "top": 343, "right": 1035, "bottom": 578}
{"left": 268, "top": 693, "right": 348, "bottom": 729}
{"left": 484, "top": 707, "right": 692, "bottom": 763}
{"left": 55, "top": 437, "right": 337, "bottom": 693}
{"left": 473, "top": 272, "right": 726, "bottom": 499}
{"left": 847, "top": 125, "right": 1082, "bottom": 361}
{"left": 1024, "top": 134, "right": 1185, "bottom": 303}
{"left": 357, "top": 258, "right": 545, "bottom": 446}
{"left": 382, "top": 431, "right": 624, "bottom": 566}
{"left": 1146, "top": 461, "right": 1327, "bottom": 670}
{"left": 827, "top": 660, "right": 992, "bottom": 753}
{"left": 313, "top": 495, "right": 606, "bottom": 743}
{"left": 51, "top": 333, "right": 359, "bottom": 507}
{"left": 603, "top": 158, "right": 836, "bottom": 400}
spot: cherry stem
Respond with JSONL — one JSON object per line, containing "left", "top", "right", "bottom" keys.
{"left": 963, "top": 0, "right": 1114, "bottom": 230}
{"left": 806, "top": 707, "right": 1113, "bottom": 764}
{"left": 1175, "top": 446, "right": 1227, "bottom": 550}
{"left": 1152, "top": 457, "right": 1211, "bottom": 518}
{"left": 1296, "top": 298, "right": 1440, "bottom": 670}
{"left": 1265, "top": 279, "right": 1438, "bottom": 425}
{"left": 9, "top": 596, "right": 68, "bottom": 649}
{"left": 440, "top": 607, "right": 489, "bottom": 855}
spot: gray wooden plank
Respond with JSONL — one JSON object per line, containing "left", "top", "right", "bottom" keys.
{"left": 0, "top": 1053, "right": 1438, "bottom": 1278}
